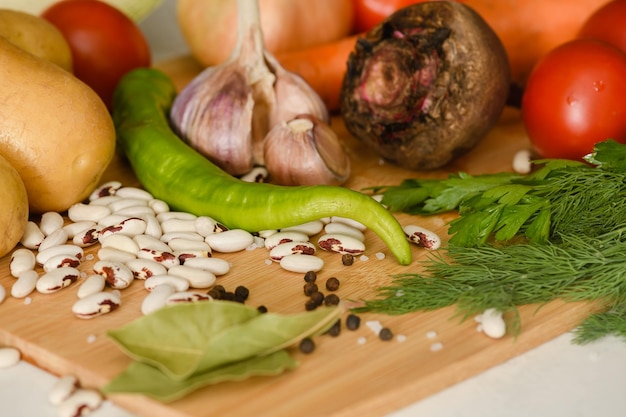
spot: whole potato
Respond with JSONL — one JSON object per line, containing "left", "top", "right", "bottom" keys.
{"left": 0, "top": 36, "right": 116, "bottom": 214}
{"left": 0, "top": 8, "right": 72, "bottom": 71}
{"left": 0, "top": 154, "right": 28, "bottom": 258}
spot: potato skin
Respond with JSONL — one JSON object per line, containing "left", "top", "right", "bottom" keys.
{"left": 0, "top": 36, "right": 116, "bottom": 213}
{"left": 0, "top": 154, "right": 28, "bottom": 258}
{"left": 0, "top": 9, "right": 73, "bottom": 72}
{"left": 340, "top": 2, "right": 510, "bottom": 171}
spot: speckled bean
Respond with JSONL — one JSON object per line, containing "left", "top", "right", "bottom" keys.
{"left": 99, "top": 217, "right": 147, "bottom": 238}
{"left": 48, "top": 374, "right": 79, "bottom": 406}
{"left": 263, "top": 231, "right": 309, "bottom": 250}
{"left": 195, "top": 216, "right": 225, "bottom": 236}
{"left": 317, "top": 233, "right": 366, "bottom": 256}
{"left": 62, "top": 221, "right": 96, "bottom": 238}
{"left": 56, "top": 389, "right": 103, "bottom": 417}
{"left": 71, "top": 226, "right": 101, "bottom": 248}
{"left": 269, "top": 241, "right": 316, "bottom": 262}
{"left": 71, "top": 292, "right": 121, "bottom": 319}
{"left": 36, "top": 267, "right": 80, "bottom": 294}
{"left": 89, "top": 181, "right": 122, "bottom": 201}
{"left": 125, "top": 258, "right": 168, "bottom": 280}
{"left": 165, "top": 291, "right": 212, "bottom": 305}
{"left": 403, "top": 224, "right": 441, "bottom": 250}
{"left": 93, "top": 260, "right": 134, "bottom": 289}
{"left": 36, "top": 245, "right": 84, "bottom": 266}
{"left": 43, "top": 254, "right": 81, "bottom": 272}
{"left": 136, "top": 248, "right": 179, "bottom": 268}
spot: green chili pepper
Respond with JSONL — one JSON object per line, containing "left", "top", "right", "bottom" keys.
{"left": 112, "top": 68, "right": 412, "bottom": 265}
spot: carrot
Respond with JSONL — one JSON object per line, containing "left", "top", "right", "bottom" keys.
{"left": 275, "top": 34, "right": 360, "bottom": 112}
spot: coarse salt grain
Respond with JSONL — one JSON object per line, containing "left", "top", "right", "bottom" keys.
{"left": 359, "top": 255, "right": 369, "bottom": 262}
{"left": 430, "top": 342, "right": 444, "bottom": 352}
{"left": 426, "top": 330, "right": 438, "bottom": 339}
{"left": 24, "top": 297, "right": 32, "bottom": 305}
{"left": 85, "top": 254, "right": 95, "bottom": 261}
{"left": 86, "top": 335, "right": 97, "bottom": 344}
{"left": 357, "top": 337, "right": 367, "bottom": 345}
{"left": 365, "top": 320, "right": 383, "bottom": 335}
{"left": 395, "top": 289, "right": 404, "bottom": 297}
{"left": 396, "top": 334, "right": 407, "bottom": 343}
{"left": 264, "top": 259, "right": 272, "bottom": 266}
{"left": 375, "top": 252, "right": 385, "bottom": 260}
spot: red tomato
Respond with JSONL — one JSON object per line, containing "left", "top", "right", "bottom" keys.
{"left": 578, "top": 0, "right": 626, "bottom": 54}
{"left": 42, "top": 0, "right": 151, "bottom": 110}
{"left": 521, "top": 39, "right": 626, "bottom": 160}
{"left": 351, "top": 0, "right": 448, "bottom": 33}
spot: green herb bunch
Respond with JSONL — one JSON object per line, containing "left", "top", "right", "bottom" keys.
{"left": 363, "top": 140, "right": 626, "bottom": 343}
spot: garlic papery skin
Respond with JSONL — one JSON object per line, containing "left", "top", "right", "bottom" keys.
{"left": 170, "top": 0, "right": 276, "bottom": 175}
{"left": 263, "top": 114, "right": 351, "bottom": 186}
{"left": 264, "top": 52, "right": 330, "bottom": 127}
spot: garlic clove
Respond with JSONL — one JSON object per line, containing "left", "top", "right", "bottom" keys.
{"left": 264, "top": 52, "right": 329, "bottom": 127}
{"left": 263, "top": 114, "right": 350, "bottom": 186}
{"left": 170, "top": 64, "right": 256, "bottom": 176}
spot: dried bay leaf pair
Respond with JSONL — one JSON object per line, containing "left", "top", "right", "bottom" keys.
{"left": 103, "top": 301, "right": 343, "bottom": 401}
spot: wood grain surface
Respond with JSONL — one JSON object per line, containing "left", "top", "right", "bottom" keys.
{"left": 0, "top": 57, "right": 599, "bottom": 417}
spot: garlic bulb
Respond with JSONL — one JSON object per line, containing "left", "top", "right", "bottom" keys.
{"left": 170, "top": 0, "right": 330, "bottom": 176}
{"left": 263, "top": 115, "right": 351, "bottom": 186}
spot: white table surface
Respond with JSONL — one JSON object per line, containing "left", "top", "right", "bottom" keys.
{"left": 3, "top": 1, "right": 626, "bottom": 416}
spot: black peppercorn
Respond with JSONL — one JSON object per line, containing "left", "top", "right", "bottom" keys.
{"left": 346, "top": 313, "right": 361, "bottom": 331}
{"left": 257, "top": 305, "right": 268, "bottom": 313}
{"left": 303, "top": 282, "right": 318, "bottom": 296}
{"left": 304, "top": 298, "right": 319, "bottom": 311}
{"left": 326, "top": 319, "right": 341, "bottom": 337}
{"left": 325, "top": 277, "right": 340, "bottom": 291}
{"left": 299, "top": 337, "right": 315, "bottom": 354}
{"left": 324, "top": 293, "right": 340, "bottom": 306}
{"left": 341, "top": 254, "right": 354, "bottom": 266}
{"left": 234, "top": 285, "right": 250, "bottom": 300}
{"left": 309, "top": 291, "right": 325, "bottom": 306}
{"left": 303, "top": 270, "right": 317, "bottom": 283}
{"left": 379, "top": 327, "right": 394, "bottom": 341}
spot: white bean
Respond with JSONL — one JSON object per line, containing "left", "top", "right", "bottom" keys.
{"left": 0, "top": 284, "right": 5, "bottom": 304}
{"left": 239, "top": 166, "right": 269, "bottom": 183}
{"left": 324, "top": 222, "right": 365, "bottom": 241}
{"left": 160, "top": 231, "right": 205, "bottom": 243}
{"left": 93, "top": 260, "right": 134, "bottom": 289}
{"left": 48, "top": 374, "right": 79, "bottom": 405}
{"left": 330, "top": 216, "right": 367, "bottom": 231}
{"left": 10, "top": 248, "right": 36, "bottom": 278}
{"left": 107, "top": 198, "right": 148, "bottom": 212}
{"left": 148, "top": 198, "right": 169, "bottom": 214}
{"left": 0, "top": 347, "right": 21, "bottom": 369}
{"left": 67, "top": 203, "right": 111, "bottom": 223}
{"left": 37, "top": 229, "right": 69, "bottom": 252}
{"left": 114, "top": 186, "right": 153, "bottom": 200}
{"left": 43, "top": 254, "right": 81, "bottom": 272}
{"left": 133, "top": 234, "right": 171, "bottom": 253}
{"left": 56, "top": 389, "right": 103, "bottom": 417}
{"left": 182, "top": 257, "right": 230, "bottom": 276}
{"left": 97, "top": 214, "right": 130, "bottom": 227}
{"left": 114, "top": 205, "right": 155, "bottom": 216}
{"left": 144, "top": 274, "right": 190, "bottom": 292}
{"left": 62, "top": 221, "right": 96, "bottom": 238}
{"left": 88, "top": 195, "right": 121, "bottom": 206}
{"left": 124, "top": 258, "right": 168, "bottom": 280}
{"left": 39, "top": 211, "right": 65, "bottom": 236}
{"left": 205, "top": 229, "right": 254, "bottom": 253}
{"left": 97, "top": 247, "right": 137, "bottom": 263}
{"left": 156, "top": 211, "right": 196, "bottom": 222}
{"left": 71, "top": 292, "right": 121, "bottom": 320}
{"left": 263, "top": 231, "right": 309, "bottom": 250}
{"left": 195, "top": 216, "right": 223, "bottom": 236}
{"left": 11, "top": 270, "right": 38, "bottom": 298}
{"left": 280, "top": 220, "right": 324, "bottom": 236}
{"left": 77, "top": 274, "right": 106, "bottom": 299}
{"left": 279, "top": 254, "right": 324, "bottom": 273}
{"left": 141, "top": 284, "right": 176, "bottom": 315}
{"left": 142, "top": 213, "right": 163, "bottom": 238}
{"left": 167, "top": 238, "right": 212, "bottom": 252}
{"left": 174, "top": 250, "right": 212, "bottom": 264}
{"left": 168, "top": 265, "right": 216, "bottom": 289}
{"left": 20, "top": 221, "right": 45, "bottom": 250}
{"left": 317, "top": 233, "right": 366, "bottom": 256}
{"left": 36, "top": 245, "right": 84, "bottom": 266}
{"left": 36, "top": 267, "right": 80, "bottom": 294}
{"left": 477, "top": 308, "right": 507, "bottom": 339}
{"left": 99, "top": 233, "right": 140, "bottom": 254}
{"left": 160, "top": 218, "right": 197, "bottom": 234}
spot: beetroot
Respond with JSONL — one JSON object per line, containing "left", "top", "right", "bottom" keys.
{"left": 340, "top": 2, "right": 510, "bottom": 170}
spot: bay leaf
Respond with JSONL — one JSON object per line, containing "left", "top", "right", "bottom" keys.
{"left": 107, "top": 300, "right": 342, "bottom": 380}
{"left": 103, "top": 349, "right": 298, "bottom": 402}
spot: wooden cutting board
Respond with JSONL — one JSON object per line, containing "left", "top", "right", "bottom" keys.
{"left": 0, "top": 56, "right": 600, "bottom": 417}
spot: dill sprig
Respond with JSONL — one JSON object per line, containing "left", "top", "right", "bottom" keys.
{"left": 362, "top": 140, "right": 626, "bottom": 341}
